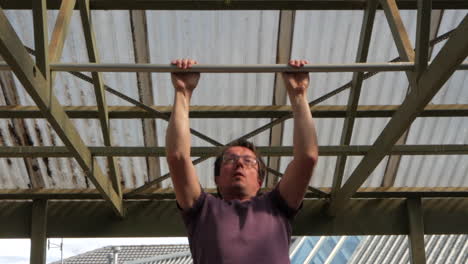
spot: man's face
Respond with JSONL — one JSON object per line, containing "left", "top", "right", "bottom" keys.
{"left": 216, "top": 146, "right": 262, "bottom": 200}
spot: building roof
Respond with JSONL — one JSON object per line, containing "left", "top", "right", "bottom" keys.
{"left": 50, "top": 235, "right": 467, "bottom": 264}
{"left": 289, "top": 235, "right": 468, "bottom": 264}
{"left": 348, "top": 235, "right": 468, "bottom": 264}
{"left": 125, "top": 251, "right": 193, "bottom": 264}
{"left": 50, "top": 245, "right": 189, "bottom": 264}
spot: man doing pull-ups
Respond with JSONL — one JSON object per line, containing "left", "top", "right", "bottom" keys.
{"left": 166, "top": 59, "right": 318, "bottom": 264}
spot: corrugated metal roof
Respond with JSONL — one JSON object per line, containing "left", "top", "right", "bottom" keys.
{"left": 348, "top": 235, "right": 468, "bottom": 264}
{"left": 0, "top": 9, "right": 466, "bottom": 191}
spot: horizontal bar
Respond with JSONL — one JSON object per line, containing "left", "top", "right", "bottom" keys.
{"left": 1, "top": 187, "right": 467, "bottom": 200}
{"left": 0, "top": 62, "right": 414, "bottom": 72}
{"left": 0, "top": 104, "right": 466, "bottom": 119}
{"left": 1, "top": 62, "right": 467, "bottom": 73}
{"left": 49, "top": 62, "right": 419, "bottom": 72}
{"left": 0, "top": 0, "right": 466, "bottom": 10}
{"left": 0, "top": 144, "right": 465, "bottom": 157}
{"left": 1, "top": 197, "right": 467, "bottom": 237}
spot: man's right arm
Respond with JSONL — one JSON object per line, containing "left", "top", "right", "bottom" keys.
{"left": 166, "top": 59, "right": 202, "bottom": 210}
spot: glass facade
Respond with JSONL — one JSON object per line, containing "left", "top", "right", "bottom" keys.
{"left": 290, "top": 236, "right": 362, "bottom": 264}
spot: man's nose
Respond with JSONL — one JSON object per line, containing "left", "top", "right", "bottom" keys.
{"left": 234, "top": 158, "right": 245, "bottom": 167}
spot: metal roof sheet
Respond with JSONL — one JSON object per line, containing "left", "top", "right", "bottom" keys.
{"left": 0, "top": 8, "right": 466, "bottom": 190}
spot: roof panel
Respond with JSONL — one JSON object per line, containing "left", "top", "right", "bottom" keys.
{"left": 147, "top": 11, "right": 278, "bottom": 189}
{"left": 343, "top": 156, "right": 389, "bottom": 188}
{"left": 147, "top": 10, "right": 278, "bottom": 107}
{"left": 0, "top": 8, "right": 465, "bottom": 192}
{"left": 395, "top": 154, "right": 468, "bottom": 187}
{"left": 292, "top": 10, "right": 364, "bottom": 105}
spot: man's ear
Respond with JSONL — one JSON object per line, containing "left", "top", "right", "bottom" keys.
{"left": 258, "top": 179, "right": 263, "bottom": 188}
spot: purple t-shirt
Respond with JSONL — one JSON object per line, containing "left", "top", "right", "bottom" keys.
{"left": 179, "top": 187, "right": 300, "bottom": 264}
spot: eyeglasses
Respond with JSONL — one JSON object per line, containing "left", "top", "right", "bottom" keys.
{"left": 222, "top": 154, "right": 258, "bottom": 167}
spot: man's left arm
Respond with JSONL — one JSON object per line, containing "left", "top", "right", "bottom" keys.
{"left": 278, "top": 59, "right": 319, "bottom": 210}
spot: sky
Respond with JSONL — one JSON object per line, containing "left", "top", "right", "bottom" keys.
{"left": 0, "top": 237, "right": 189, "bottom": 264}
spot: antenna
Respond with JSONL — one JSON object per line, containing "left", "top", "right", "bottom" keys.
{"left": 47, "top": 238, "right": 64, "bottom": 264}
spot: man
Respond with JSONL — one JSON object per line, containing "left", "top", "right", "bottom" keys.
{"left": 166, "top": 59, "right": 318, "bottom": 264}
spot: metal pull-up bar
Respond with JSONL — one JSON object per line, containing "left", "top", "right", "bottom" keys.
{"left": 48, "top": 62, "right": 416, "bottom": 72}
{"left": 1, "top": 62, "right": 467, "bottom": 73}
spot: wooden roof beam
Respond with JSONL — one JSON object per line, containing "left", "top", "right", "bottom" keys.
{"left": 130, "top": 10, "right": 161, "bottom": 184}
{"left": 0, "top": 144, "right": 466, "bottom": 157}
{"left": 0, "top": 0, "right": 467, "bottom": 10}
{"left": 79, "top": 0, "right": 122, "bottom": 197}
{"left": 48, "top": 0, "right": 76, "bottom": 82}
{"left": 327, "top": 14, "right": 468, "bottom": 216}
{"left": 0, "top": 104, "right": 467, "bottom": 118}
{"left": 0, "top": 5, "right": 123, "bottom": 217}
{"left": 267, "top": 10, "right": 295, "bottom": 187}
{"left": 331, "top": 0, "right": 377, "bottom": 199}
{"left": 1, "top": 198, "right": 467, "bottom": 238}
{"left": 382, "top": 6, "right": 443, "bottom": 187}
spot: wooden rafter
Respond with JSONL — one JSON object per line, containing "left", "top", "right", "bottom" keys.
{"left": 380, "top": 0, "right": 415, "bottom": 84}
{"left": 32, "top": 0, "right": 50, "bottom": 81}
{"left": 130, "top": 10, "right": 161, "bottom": 183}
{"left": 0, "top": 104, "right": 466, "bottom": 118}
{"left": 267, "top": 10, "right": 295, "bottom": 187}
{"left": 49, "top": 0, "right": 76, "bottom": 81}
{"left": 381, "top": 7, "right": 443, "bottom": 187}
{"left": 327, "top": 14, "right": 468, "bottom": 216}
{"left": 0, "top": 5, "right": 123, "bottom": 216}
{"left": 79, "top": 0, "right": 122, "bottom": 197}
{"left": 0, "top": 144, "right": 465, "bottom": 158}
{"left": 1, "top": 186, "right": 468, "bottom": 200}
{"left": 0, "top": 0, "right": 467, "bottom": 10}
{"left": 414, "top": 0, "right": 432, "bottom": 76}
{"left": 331, "top": 0, "right": 377, "bottom": 198}
{"left": 1, "top": 198, "right": 467, "bottom": 238}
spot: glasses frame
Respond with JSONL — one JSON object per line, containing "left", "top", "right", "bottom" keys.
{"left": 221, "top": 153, "right": 259, "bottom": 168}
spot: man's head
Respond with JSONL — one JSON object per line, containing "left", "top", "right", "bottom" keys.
{"left": 214, "top": 139, "right": 266, "bottom": 200}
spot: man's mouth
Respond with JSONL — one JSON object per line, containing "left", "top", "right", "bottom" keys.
{"left": 233, "top": 171, "right": 245, "bottom": 177}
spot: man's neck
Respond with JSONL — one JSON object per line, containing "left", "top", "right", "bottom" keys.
{"left": 222, "top": 193, "right": 254, "bottom": 202}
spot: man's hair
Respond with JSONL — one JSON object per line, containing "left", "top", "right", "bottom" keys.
{"left": 214, "top": 139, "right": 267, "bottom": 184}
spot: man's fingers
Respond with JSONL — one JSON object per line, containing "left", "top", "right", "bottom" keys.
{"left": 188, "top": 59, "right": 197, "bottom": 68}
{"left": 172, "top": 59, "right": 183, "bottom": 69}
{"left": 181, "top": 59, "right": 187, "bottom": 69}
{"left": 288, "top": 59, "right": 309, "bottom": 68}
{"left": 172, "top": 59, "right": 198, "bottom": 69}
{"left": 192, "top": 60, "right": 198, "bottom": 67}
{"left": 289, "top": 59, "right": 301, "bottom": 68}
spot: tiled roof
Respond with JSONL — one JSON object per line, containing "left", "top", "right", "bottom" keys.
{"left": 50, "top": 245, "right": 190, "bottom": 264}
{"left": 126, "top": 251, "right": 193, "bottom": 264}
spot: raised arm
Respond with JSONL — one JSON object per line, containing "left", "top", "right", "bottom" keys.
{"left": 278, "top": 59, "right": 319, "bottom": 210}
{"left": 166, "top": 59, "right": 202, "bottom": 210}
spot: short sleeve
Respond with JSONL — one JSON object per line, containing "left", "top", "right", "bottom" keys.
{"left": 268, "top": 186, "right": 303, "bottom": 219}
{"left": 177, "top": 191, "right": 207, "bottom": 223}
